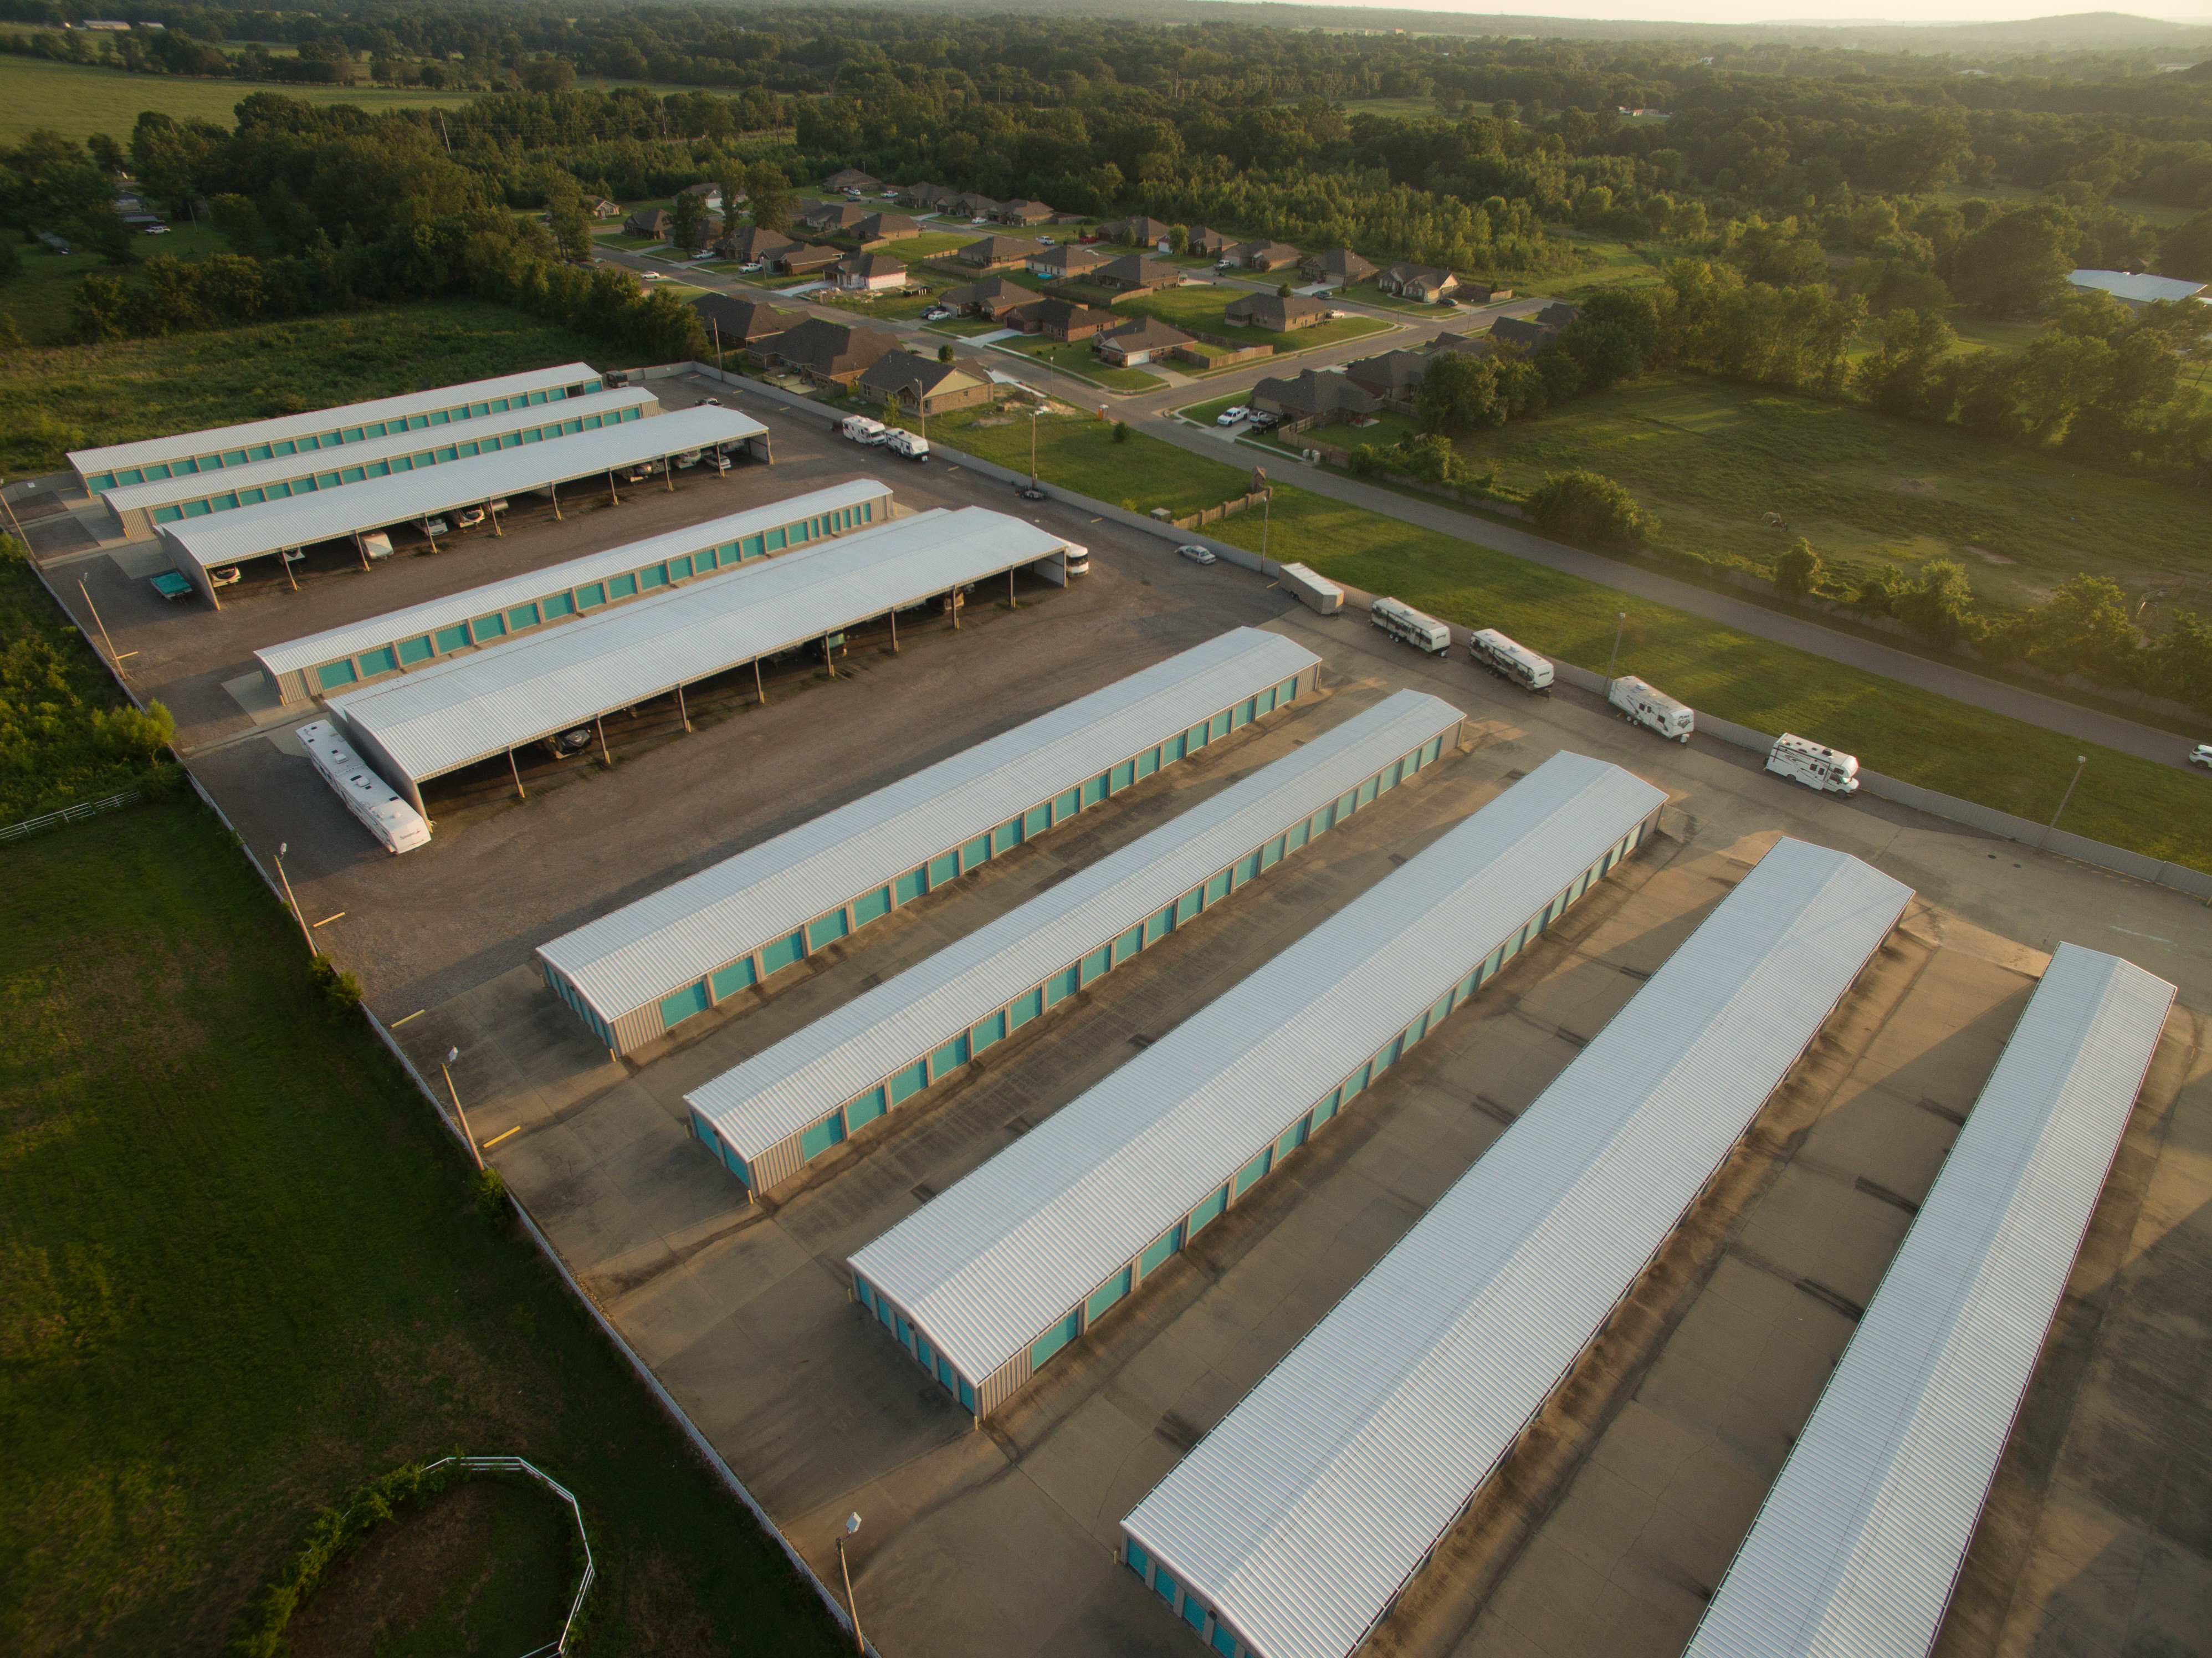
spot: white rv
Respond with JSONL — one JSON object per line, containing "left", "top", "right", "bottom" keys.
{"left": 1766, "top": 732, "right": 1859, "bottom": 794}
{"left": 1609, "top": 675, "right": 1693, "bottom": 743}
{"left": 298, "top": 720, "right": 431, "bottom": 854}
{"left": 841, "top": 415, "right": 886, "bottom": 443}
{"left": 888, "top": 429, "right": 930, "bottom": 461}
{"left": 1469, "top": 627, "right": 1552, "bottom": 694}
{"left": 1061, "top": 542, "right": 1090, "bottom": 576}
{"left": 1279, "top": 562, "right": 1344, "bottom": 616}
{"left": 1371, "top": 596, "right": 1452, "bottom": 656}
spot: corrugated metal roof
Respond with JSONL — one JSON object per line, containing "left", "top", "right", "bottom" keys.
{"left": 161, "top": 406, "right": 767, "bottom": 570}
{"left": 1683, "top": 941, "right": 2173, "bottom": 1658}
{"left": 849, "top": 752, "right": 1671, "bottom": 1393}
{"left": 687, "top": 688, "right": 1465, "bottom": 1161}
{"left": 70, "top": 362, "right": 603, "bottom": 479}
{"left": 329, "top": 505, "right": 1065, "bottom": 789}
{"left": 537, "top": 627, "right": 1318, "bottom": 1022}
{"left": 254, "top": 478, "right": 893, "bottom": 677}
{"left": 102, "top": 387, "right": 659, "bottom": 519}
{"left": 1120, "top": 838, "right": 1913, "bottom": 1658}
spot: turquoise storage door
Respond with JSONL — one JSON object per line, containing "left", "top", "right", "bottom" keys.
{"left": 1232, "top": 1147, "right": 1271, "bottom": 1198}
{"left": 845, "top": 1087, "right": 887, "bottom": 1130}
{"left": 1024, "top": 804, "right": 1051, "bottom": 837}
{"left": 1154, "top": 1569, "right": 1178, "bottom": 1605}
{"left": 1044, "top": 965, "right": 1079, "bottom": 1006}
{"left": 1208, "top": 712, "right": 1230, "bottom": 741}
{"left": 1175, "top": 888, "right": 1202, "bottom": 925}
{"left": 1126, "top": 1538, "right": 1150, "bottom": 1578}
{"left": 798, "top": 1111, "right": 847, "bottom": 1163}
{"left": 928, "top": 851, "right": 959, "bottom": 887}
{"left": 1235, "top": 852, "right": 1261, "bottom": 885}
{"left": 1082, "top": 773, "right": 1108, "bottom": 806}
{"left": 1277, "top": 1115, "right": 1309, "bottom": 1159}
{"left": 1187, "top": 1184, "right": 1229, "bottom": 1236}
{"left": 1144, "top": 906, "right": 1174, "bottom": 944}
{"left": 806, "top": 909, "right": 849, "bottom": 951}
{"left": 894, "top": 867, "right": 926, "bottom": 904}
{"left": 711, "top": 958, "right": 756, "bottom": 999}
{"left": 887, "top": 1060, "right": 928, "bottom": 1106}
{"left": 1110, "top": 760, "right": 1134, "bottom": 791}
{"left": 1009, "top": 987, "right": 1044, "bottom": 1030}
{"left": 398, "top": 635, "right": 435, "bottom": 665}
{"left": 1186, "top": 721, "right": 1209, "bottom": 753}
{"left": 1113, "top": 925, "right": 1143, "bottom": 965}
{"left": 1135, "top": 746, "right": 1159, "bottom": 779}
{"left": 1204, "top": 870, "right": 1231, "bottom": 905}
{"left": 1053, "top": 788, "right": 1079, "bottom": 821}
{"left": 1286, "top": 819, "right": 1309, "bottom": 851}
{"left": 1312, "top": 1086, "right": 1343, "bottom": 1129}
{"left": 659, "top": 981, "right": 710, "bottom": 1029}
{"left": 760, "top": 930, "right": 806, "bottom": 974}
{"left": 961, "top": 833, "right": 991, "bottom": 870}
{"left": 928, "top": 1033, "right": 969, "bottom": 1079}
{"left": 853, "top": 886, "right": 892, "bottom": 925}
{"left": 1211, "top": 1620, "right": 1238, "bottom": 1655}
{"left": 1079, "top": 945, "right": 1110, "bottom": 986}
{"left": 1183, "top": 1593, "right": 1207, "bottom": 1632}
{"left": 971, "top": 1008, "right": 1007, "bottom": 1053}
{"left": 1030, "top": 1309, "right": 1081, "bottom": 1369}
{"left": 1138, "top": 1222, "right": 1183, "bottom": 1280}
{"left": 1085, "top": 1266, "right": 1131, "bottom": 1323}
{"left": 992, "top": 817, "right": 1024, "bottom": 854}
{"left": 358, "top": 646, "right": 400, "bottom": 679}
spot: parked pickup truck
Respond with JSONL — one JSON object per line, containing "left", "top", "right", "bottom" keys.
{"left": 150, "top": 570, "right": 194, "bottom": 601}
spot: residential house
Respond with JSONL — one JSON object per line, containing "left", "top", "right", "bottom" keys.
{"left": 1184, "top": 226, "right": 1230, "bottom": 258}
{"left": 948, "top": 192, "right": 1002, "bottom": 219}
{"left": 1453, "top": 282, "right": 1513, "bottom": 304}
{"left": 1301, "top": 248, "right": 1378, "bottom": 286}
{"left": 1027, "top": 243, "right": 1105, "bottom": 281}
{"left": 1535, "top": 300, "right": 1581, "bottom": 329}
{"left": 1094, "top": 315, "right": 1193, "bottom": 367}
{"left": 822, "top": 168, "right": 882, "bottom": 193}
{"left": 835, "top": 252, "right": 909, "bottom": 293}
{"left": 713, "top": 226, "right": 802, "bottom": 265}
{"left": 1425, "top": 330, "right": 1495, "bottom": 360}
{"left": 1092, "top": 253, "right": 1177, "bottom": 294}
{"left": 1225, "top": 239, "right": 1302, "bottom": 272}
{"left": 1100, "top": 215, "right": 1172, "bottom": 248}
{"left": 1378, "top": 262, "right": 1461, "bottom": 303}
{"left": 1343, "top": 349, "right": 1430, "bottom": 410}
{"left": 750, "top": 318, "right": 902, "bottom": 388}
{"left": 899, "top": 181, "right": 955, "bottom": 212}
{"left": 852, "top": 211, "right": 923, "bottom": 245}
{"left": 955, "top": 234, "right": 1043, "bottom": 269}
{"left": 583, "top": 196, "right": 619, "bottom": 218}
{"left": 801, "top": 201, "right": 871, "bottom": 234}
{"left": 1490, "top": 302, "right": 1581, "bottom": 353}
{"left": 772, "top": 243, "right": 842, "bottom": 276}
{"left": 1248, "top": 370, "right": 1381, "bottom": 432}
{"left": 940, "top": 277, "right": 1030, "bottom": 320}
{"left": 679, "top": 181, "right": 723, "bottom": 212}
{"left": 857, "top": 353, "right": 995, "bottom": 415}
{"left": 623, "top": 207, "right": 671, "bottom": 240}
{"left": 1223, "top": 292, "right": 1327, "bottom": 332}
{"left": 691, "top": 294, "right": 804, "bottom": 346}
{"left": 1006, "top": 296, "right": 1118, "bottom": 342}
{"left": 992, "top": 199, "right": 1056, "bottom": 227}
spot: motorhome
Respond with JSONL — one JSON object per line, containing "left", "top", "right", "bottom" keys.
{"left": 1370, "top": 596, "right": 1452, "bottom": 656}
{"left": 1469, "top": 627, "right": 1553, "bottom": 694}
{"left": 841, "top": 416, "right": 887, "bottom": 443}
{"left": 1766, "top": 732, "right": 1860, "bottom": 794}
{"left": 1608, "top": 675, "right": 1693, "bottom": 743}
{"left": 1061, "top": 543, "right": 1090, "bottom": 576}
{"left": 298, "top": 720, "right": 431, "bottom": 854}
{"left": 1278, "top": 562, "right": 1344, "bottom": 616}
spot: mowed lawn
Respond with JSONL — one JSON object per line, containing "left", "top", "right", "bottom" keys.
{"left": 1451, "top": 371, "right": 2212, "bottom": 608}
{"left": 1114, "top": 285, "right": 1394, "bottom": 353}
{"left": 0, "top": 802, "right": 848, "bottom": 1657}
{"left": 0, "top": 54, "right": 476, "bottom": 143}
{"left": 934, "top": 412, "right": 2212, "bottom": 869}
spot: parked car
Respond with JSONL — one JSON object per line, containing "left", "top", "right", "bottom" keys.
{"left": 674, "top": 448, "right": 705, "bottom": 467}
{"left": 641, "top": 270, "right": 667, "bottom": 282}
{"left": 1215, "top": 406, "right": 1248, "bottom": 427}
{"left": 281, "top": 547, "right": 307, "bottom": 564}
{"left": 209, "top": 566, "right": 242, "bottom": 587}
{"left": 1247, "top": 411, "right": 1281, "bottom": 431}
{"left": 1016, "top": 483, "right": 1047, "bottom": 502}
{"left": 2192, "top": 745, "right": 2212, "bottom": 770}
{"left": 543, "top": 727, "right": 593, "bottom": 758}
{"left": 698, "top": 396, "right": 723, "bottom": 407}
{"left": 422, "top": 518, "right": 450, "bottom": 536}
{"left": 740, "top": 260, "right": 765, "bottom": 273}
{"left": 921, "top": 306, "right": 953, "bottom": 321}
{"left": 142, "top": 224, "right": 170, "bottom": 236}
{"left": 457, "top": 506, "right": 486, "bottom": 529}
{"left": 1178, "top": 544, "right": 1218, "bottom": 566}
{"left": 706, "top": 452, "right": 733, "bottom": 473}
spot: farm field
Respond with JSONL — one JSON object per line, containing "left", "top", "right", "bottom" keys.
{"left": 0, "top": 54, "right": 477, "bottom": 142}
{"left": 917, "top": 407, "right": 2212, "bottom": 871}
{"left": 1114, "top": 284, "right": 1395, "bottom": 352}
{"left": 0, "top": 799, "right": 848, "bottom": 1657}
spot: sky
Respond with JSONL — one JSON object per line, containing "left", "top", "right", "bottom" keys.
{"left": 1298, "top": 1, "right": 2212, "bottom": 23}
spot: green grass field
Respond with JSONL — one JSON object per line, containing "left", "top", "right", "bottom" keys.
{"left": 0, "top": 54, "right": 477, "bottom": 143}
{"left": 1114, "top": 285, "right": 1393, "bottom": 353}
{"left": 1931, "top": 179, "right": 2194, "bottom": 231}
{"left": 0, "top": 300, "right": 644, "bottom": 476}
{"left": 992, "top": 335, "right": 1165, "bottom": 391}
{"left": 0, "top": 799, "right": 847, "bottom": 1656}
{"left": 921, "top": 408, "right": 2212, "bottom": 871}
{"left": 1, "top": 220, "right": 234, "bottom": 345}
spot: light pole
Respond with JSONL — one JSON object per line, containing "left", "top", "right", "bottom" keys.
{"left": 835, "top": 1512, "right": 866, "bottom": 1654}
{"left": 1028, "top": 404, "right": 1042, "bottom": 489}
{"left": 2046, "top": 755, "right": 2087, "bottom": 843}
{"left": 273, "top": 841, "right": 314, "bottom": 952}
{"left": 1605, "top": 612, "right": 1627, "bottom": 684}
{"left": 1259, "top": 486, "right": 1271, "bottom": 566}
{"left": 442, "top": 1046, "right": 485, "bottom": 1171}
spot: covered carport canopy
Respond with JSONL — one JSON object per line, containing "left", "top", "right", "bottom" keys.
{"left": 327, "top": 506, "right": 1069, "bottom": 812}
{"left": 157, "top": 405, "right": 771, "bottom": 607}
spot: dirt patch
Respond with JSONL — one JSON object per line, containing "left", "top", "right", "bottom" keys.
{"left": 1963, "top": 545, "right": 2017, "bottom": 566}
{"left": 1890, "top": 477, "right": 1940, "bottom": 495}
{"left": 285, "top": 1478, "right": 574, "bottom": 1658}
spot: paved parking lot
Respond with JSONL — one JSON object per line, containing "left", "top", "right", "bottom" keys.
{"left": 59, "top": 382, "right": 2211, "bottom": 1658}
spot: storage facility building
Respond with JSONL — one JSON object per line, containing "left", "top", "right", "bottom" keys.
{"left": 100, "top": 387, "right": 659, "bottom": 540}
{"left": 253, "top": 478, "right": 894, "bottom": 705}
{"left": 69, "top": 362, "right": 608, "bottom": 494}
{"left": 1683, "top": 941, "right": 2173, "bottom": 1658}
{"left": 158, "top": 406, "right": 772, "bottom": 605}
{"left": 537, "top": 627, "right": 1322, "bottom": 1055}
{"left": 685, "top": 688, "right": 1466, "bottom": 1196}
{"left": 847, "top": 751, "right": 1670, "bottom": 1425}
{"left": 1115, "top": 838, "right": 1911, "bottom": 1658}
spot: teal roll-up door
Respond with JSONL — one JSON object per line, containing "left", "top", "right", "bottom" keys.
{"left": 961, "top": 834, "right": 991, "bottom": 870}
{"left": 1358, "top": 775, "right": 1380, "bottom": 806}
{"left": 1030, "top": 1309, "right": 1081, "bottom": 1370}
{"left": 971, "top": 1008, "right": 1007, "bottom": 1053}
{"left": 845, "top": 1087, "right": 887, "bottom": 1130}
{"left": 1204, "top": 869, "right": 1231, "bottom": 904}
{"left": 357, "top": 646, "right": 398, "bottom": 679}
{"left": 853, "top": 886, "right": 892, "bottom": 925}
{"left": 1277, "top": 1115, "right": 1309, "bottom": 1159}
{"left": 1232, "top": 1147, "right": 1272, "bottom": 1198}
{"left": 1079, "top": 945, "right": 1110, "bottom": 986}
{"left": 1261, "top": 836, "right": 1285, "bottom": 869}
{"left": 760, "top": 929, "right": 806, "bottom": 974}
{"left": 576, "top": 583, "right": 607, "bottom": 610}
{"left": 1126, "top": 1538, "right": 1151, "bottom": 1578}
{"left": 1085, "top": 1266, "right": 1131, "bottom": 1323}
{"left": 1186, "top": 722, "right": 1209, "bottom": 753}
{"left": 928, "top": 851, "right": 959, "bottom": 887}
{"left": 1110, "top": 760, "right": 1134, "bottom": 791}
{"left": 1145, "top": 906, "right": 1174, "bottom": 944}
{"left": 1009, "top": 986, "right": 1044, "bottom": 1029}
{"left": 608, "top": 572, "right": 638, "bottom": 598}
{"left": 317, "top": 659, "right": 359, "bottom": 691}
{"left": 887, "top": 1060, "right": 928, "bottom": 1106}
{"left": 1054, "top": 788, "right": 1079, "bottom": 821}
{"left": 1113, "top": 925, "right": 1143, "bottom": 965}
{"left": 1138, "top": 1222, "right": 1182, "bottom": 1279}
{"left": 1023, "top": 804, "right": 1050, "bottom": 837}
{"left": 799, "top": 1111, "right": 847, "bottom": 1163}
{"left": 1045, "top": 965, "right": 1079, "bottom": 1007}
{"left": 1082, "top": 774, "right": 1108, "bottom": 806}
{"left": 1235, "top": 851, "right": 1261, "bottom": 884}
{"left": 398, "top": 635, "right": 434, "bottom": 665}
{"left": 1286, "top": 819, "right": 1310, "bottom": 852}
{"left": 659, "top": 981, "right": 710, "bottom": 1030}
{"left": 1136, "top": 746, "right": 1159, "bottom": 779}
{"left": 508, "top": 602, "right": 541, "bottom": 632}
{"left": 1312, "top": 1086, "right": 1343, "bottom": 1128}
{"left": 710, "top": 958, "right": 756, "bottom": 999}
{"left": 1187, "top": 1184, "right": 1229, "bottom": 1236}
{"left": 431, "top": 625, "right": 467, "bottom": 654}
{"left": 1176, "top": 888, "right": 1202, "bottom": 924}
{"left": 992, "top": 817, "right": 1024, "bottom": 855}
{"left": 806, "top": 909, "right": 849, "bottom": 952}
{"left": 929, "top": 1032, "right": 969, "bottom": 1078}
{"left": 894, "top": 866, "right": 926, "bottom": 904}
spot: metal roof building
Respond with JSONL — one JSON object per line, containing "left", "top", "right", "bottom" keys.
{"left": 1116, "top": 838, "right": 1912, "bottom": 1658}
{"left": 70, "top": 362, "right": 607, "bottom": 494}
{"left": 536, "top": 627, "right": 1322, "bottom": 1055}
{"left": 1683, "top": 942, "right": 2173, "bottom": 1658}
{"left": 847, "top": 752, "right": 1670, "bottom": 1426}
{"left": 100, "top": 387, "right": 659, "bottom": 540}
{"left": 330, "top": 504, "right": 1079, "bottom": 821}
{"left": 157, "top": 406, "right": 771, "bottom": 605}
{"left": 685, "top": 689, "right": 1467, "bottom": 1198}
{"left": 252, "top": 478, "right": 894, "bottom": 705}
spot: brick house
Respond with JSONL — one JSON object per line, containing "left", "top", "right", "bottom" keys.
{"left": 941, "top": 277, "right": 1029, "bottom": 320}
{"left": 1006, "top": 296, "right": 1118, "bottom": 341}
{"left": 1223, "top": 292, "right": 1327, "bottom": 332}
{"left": 1028, "top": 243, "right": 1105, "bottom": 281}
{"left": 1225, "top": 238, "right": 1302, "bottom": 272}
{"left": 835, "top": 252, "right": 909, "bottom": 293}
{"left": 750, "top": 318, "right": 903, "bottom": 388}
{"left": 1094, "top": 315, "right": 1193, "bottom": 367}
{"left": 1249, "top": 370, "right": 1382, "bottom": 432}
{"left": 1300, "top": 248, "right": 1378, "bottom": 285}
{"left": 1378, "top": 262, "right": 1461, "bottom": 303}
{"left": 857, "top": 353, "right": 995, "bottom": 414}
{"left": 956, "top": 234, "right": 1044, "bottom": 269}
{"left": 1092, "top": 254, "right": 1178, "bottom": 294}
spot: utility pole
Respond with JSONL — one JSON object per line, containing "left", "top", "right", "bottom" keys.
{"left": 836, "top": 1514, "right": 866, "bottom": 1655}
{"left": 2046, "top": 755, "right": 2087, "bottom": 843}
{"left": 442, "top": 1047, "right": 485, "bottom": 1171}
{"left": 1605, "top": 612, "right": 1627, "bottom": 683}
{"left": 272, "top": 842, "right": 314, "bottom": 953}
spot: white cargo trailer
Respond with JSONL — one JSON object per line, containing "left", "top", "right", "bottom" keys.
{"left": 1278, "top": 562, "right": 1344, "bottom": 616}
{"left": 298, "top": 719, "right": 432, "bottom": 853}
{"left": 1765, "top": 731, "right": 1859, "bottom": 794}
{"left": 1371, "top": 595, "right": 1452, "bottom": 656}
{"left": 1609, "top": 674, "right": 1693, "bottom": 743}
{"left": 1469, "top": 627, "right": 1553, "bottom": 694}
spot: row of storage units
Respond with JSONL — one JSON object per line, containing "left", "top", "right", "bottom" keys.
{"left": 1115, "top": 838, "right": 1915, "bottom": 1658}
{"left": 158, "top": 404, "right": 770, "bottom": 605}
{"left": 683, "top": 688, "right": 1467, "bottom": 1197}
{"left": 536, "top": 628, "right": 1323, "bottom": 1055}
{"left": 100, "top": 387, "right": 659, "bottom": 540}
{"left": 326, "top": 503, "right": 1078, "bottom": 816}
{"left": 1683, "top": 941, "right": 2173, "bottom": 1658}
{"left": 844, "top": 751, "right": 1670, "bottom": 1425}
{"left": 253, "top": 478, "right": 894, "bottom": 705}
{"left": 68, "top": 361, "right": 608, "bottom": 493}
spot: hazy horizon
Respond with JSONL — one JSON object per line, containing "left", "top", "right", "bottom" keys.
{"left": 1253, "top": 1, "right": 2212, "bottom": 27}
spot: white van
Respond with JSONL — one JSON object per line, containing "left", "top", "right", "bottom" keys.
{"left": 1469, "top": 627, "right": 1553, "bottom": 694}
{"left": 1371, "top": 596, "right": 1452, "bottom": 656}
{"left": 1766, "top": 732, "right": 1860, "bottom": 794}
{"left": 841, "top": 415, "right": 885, "bottom": 443}
{"left": 1609, "top": 675, "right": 1693, "bottom": 743}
